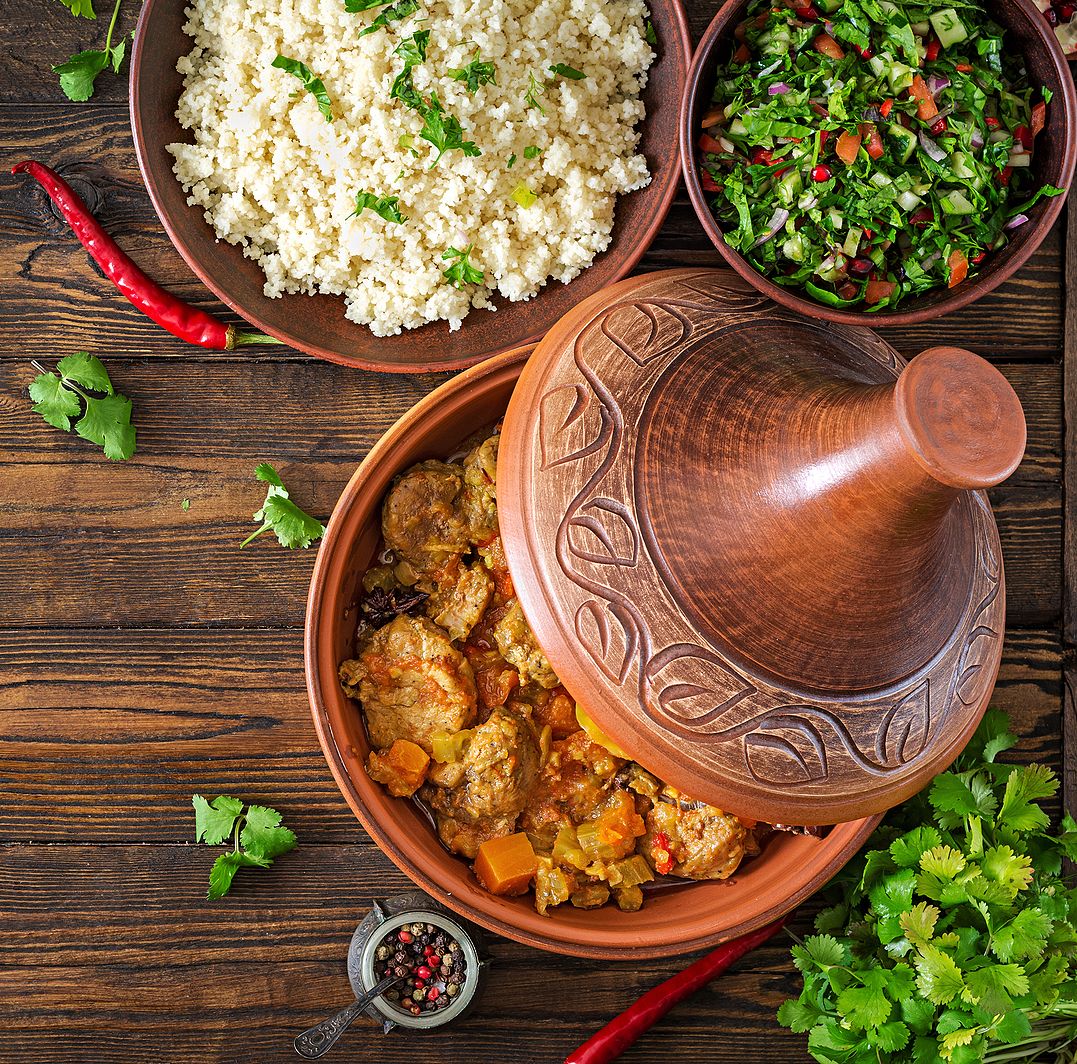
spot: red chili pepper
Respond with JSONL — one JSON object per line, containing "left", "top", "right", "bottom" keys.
{"left": 562, "top": 918, "right": 787, "bottom": 1064}
{"left": 925, "top": 37, "right": 941, "bottom": 61}
{"left": 12, "top": 160, "right": 281, "bottom": 351}
{"left": 880, "top": 98, "right": 894, "bottom": 118}
{"left": 971, "top": 252, "right": 987, "bottom": 264}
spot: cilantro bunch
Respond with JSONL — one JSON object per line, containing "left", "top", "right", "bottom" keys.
{"left": 53, "top": 0, "right": 129, "bottom": 102}
{"left": 779, "top": 710, "right": 1077, "bottom": 1063}
{"left": 193, "top": 795, "right": 297, "bottom": 899}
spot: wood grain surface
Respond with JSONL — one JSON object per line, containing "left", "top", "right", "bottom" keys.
{"left": 1, "top": 5, "right": 1072, "bottom": 1062}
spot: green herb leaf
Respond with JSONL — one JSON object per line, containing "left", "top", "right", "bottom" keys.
{"left": 997, "top": 763, "right": 1057, "bottom": 831}
{"left": 358, "top": 0, "right": 419, "bottom": 37}
{"left": 272, "top": 55, "right": 334, "bottom": 121}
{"left": 441, "top": 243, "right": 484, "bottom": 288}
{"left": 241, "top": 463, "right": 326, "bottom": 549}
{"left": 644, "top": 18, "right": 657, "bottom": 45}
{"left": 351, "top": 191, "right": 407, "bottom": 223}
{"left": 29, "top": 354, "right": 136, "bottom": 460}
{"left": 240, "top": 804, "right": 298, "bottom": 861}
{"left": 418, "top": 92, "right": 480, "bottom": 166}
{"left": 54, "top": 49, "right": 108, "bottom": 102}
{"left": 837, "top": 970, "right": 892, "bottom": 1030}
{"left": 523, "top": 145, "right": 542, "bottom": 160}
{"left": 525, "top": 71, "right": 546, "bottom": 114}
{"left": 914, "top": 944, "right": 965, "bottom": 1005}
{"left": 393, "top": 28, "right": 429, "bottom": 67}
{"left": 344, "top": 0, "right": 389, "bottom": 10}
{"left": 507, "top": 153, "right": 517, "bottom": 168}
{"left": 182, "top": 498, "right": 191, "bottom": 512}
{"left": 449, "top": 53, "right": 495, "bottom": 94}
{"left": 193, "top": 794, "right": 244, "bottom": 846}
{"left": 548, "top": 63, "right": 586, "bottom": 80}
{"left": 59, "top": 0, "right": 96, "bottom": 18}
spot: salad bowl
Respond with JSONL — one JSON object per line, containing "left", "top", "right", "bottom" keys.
{"left": 679, "top": 0, "right": 1076, "bottom": 326}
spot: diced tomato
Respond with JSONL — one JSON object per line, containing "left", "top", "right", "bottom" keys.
{"left": 985, "top": 116, "right": 1000, "bottom": 129}
{"left": 924, "top": 37, "right": 941, "bottom": 61}
{"left": 997, "top": 165, "right": 1013, "bottom": 186}
{"left": 863, "top": 226, "right": 874, "bottom": 239}
{"left": 699, "top": 133, "right": 725, "bottom": 154}
{"left": 880, "top": 98, "right": 894, "bottom": 118}
{"left": 1031, "top": 101, "right": 1047, "bottom": 136}
{"left": 838, "top": 282, "right": 859, "bottom": 300}
{"left": 733, "top": 42, "right": 751, "bottom": 63}
{"left": 908, "top": 75, "right": 938, "bottom": 121}
{"left": 701, "top": 170, "right": 722, "bottom": 192}
{"left": 954, "top": 62, "right": 973, "bottom": 72}
{"left": 652, "top": 832, "right": 674, "bottom": 876}
{"left": 947, "top": 249, "right": 968, "bottom": 288}
{"left": 858, "top": 121, "right": 885, "bottom": 159}
{"left": 864, "top": 277, "right": 896, "bottom": 304}
{"left": 1014, "top": 124, "right": 1033, "bottom": 150}
{"left": 750, "top": 147, "right": 774, "bottom": 165}
{"left": 812, "top": 31, "right": 845, "bottom": 59}
{"left": 794, "top": 4, "right": 819, "bottom": 18}
{"left": 971, "top": 251, "right": 987, "bottom": 265}
{"left": 734, "top": 19, "right": 749, "bottom": 40}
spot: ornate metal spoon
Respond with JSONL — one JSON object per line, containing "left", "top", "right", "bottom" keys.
{"left": 293, "top": 973, "right": 404, "bottom": 1058}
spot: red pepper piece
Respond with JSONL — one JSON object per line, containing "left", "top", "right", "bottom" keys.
{"left": 1014, "top": 124, "right": 1033, "bottom": 150}
{"left": 954, "top": 62, "right": 973, "bottom": 72}
{"left": 997, "top": 165, "right": 1013, "bottom": 186}
{"left": 930, "top": 116, "right": 948, "bottom": 135}
{"left": 750, "top": 147, "right": 774, "bottom": 165}
{"left": 818, "top": 130, "right": 831, "bottom": 147}
{"left": 880, "top": 98, "right": 894, "bottom": 118}
{"left": 562, "top": 918, "right": 787, "bottom": 1064}
{"left": 925, "top": 37, "right": 941, "bottom": 61}
{"left": 863, "top": 226, "right": 874, "bottom": 238}
{"left": 1031, "top": 100, "right": 1047, "bottom": 136}
{"left": 971, "top": 251, "right": 987, "bottom": 264}
{"left": 12, "top": 161, "right": 280, "bottom": 351}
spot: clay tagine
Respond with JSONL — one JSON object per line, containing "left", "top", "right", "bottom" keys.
{"left": 499, "top": 268, "right": 1026, "bottom": 825}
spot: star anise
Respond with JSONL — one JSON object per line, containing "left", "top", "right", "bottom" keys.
{"left": 359, "top": 585, "right": 429, "bottom": 629}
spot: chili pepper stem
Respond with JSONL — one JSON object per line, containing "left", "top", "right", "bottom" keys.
{"left": 228, "top": 327, "right": 286, "bottom": 348}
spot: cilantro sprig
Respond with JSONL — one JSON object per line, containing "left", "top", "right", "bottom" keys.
{"left": 525, "top": 71, "right": 546, "bottom": 114}
{"left": 393, "top": 28, "right": 429, "bottom": 68}
{"left": 449, "top": 53, "right": 496, "bottom": 94}
{"left": 351, "top": 191, "right": 407, "bottom": 223}
{"left": 548, "top": 63, "right": 586, "bottom": 80}
{"left": 53, "top": 0, "right": 128, "bottom": 102}
{"left": 418, "top": 92, "right": 480, "bottom": 166}
{"left": 779, "top": 708, "right": 1077, "bottom": 1064}
{"left": 441, "top": 243, "right": 484, "bottom": 287}
{"left": 241, "top": 463, "right": 326, "bottom": 550}
{"left": 193, "top": 795, "right": 297, "bottom": 900}
{"left": 272, "top": 55, "right": 334, "bottom": 122}
{"left": 29, "top": 353, "right": 136, "bottom": 460}
{"left": 358, "top": 0, "right": 419, "bottom": 37}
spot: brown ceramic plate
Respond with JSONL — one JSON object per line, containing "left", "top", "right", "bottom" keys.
{"left": 128, "top": 0, "right": 690, "bottom": 373}
{"left": 679, "top": 0, "right": 1077, "bottom": 326}
{"left": 304, "top": 343, "right": 879, "bottom": 958}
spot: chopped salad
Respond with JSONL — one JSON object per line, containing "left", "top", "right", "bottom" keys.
{"left": 700, "top": 0, "right": 1063, "bottom": 310}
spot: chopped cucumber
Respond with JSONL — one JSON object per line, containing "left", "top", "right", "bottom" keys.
{"left": 940, "top": 189, "right": 975, "bottom": 215}
{"left": 888, "top": 63, "right": 914, "bottom": 93}
{"left": 929, "top": 8, "right": 968, "bottom": 48}
{"left": 842, "top": 228, "right": 862, "bottom": 256}
{"left": 888, "top": 124, "right": 918, "bottom": 163}
{"left": 782, "top": 233, "right": 806, "bottom": 262}
{"left": 776, "top": 169, "right": 802, "bottom": 206}
{"left": 949, "top": 151, "right": 978, "bottom": 181}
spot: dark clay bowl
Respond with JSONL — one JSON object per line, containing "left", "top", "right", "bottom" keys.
{"left": 304, "top": 343, "right": 880, "bottom": 959}
{"left": 128, "top": 0, "right": 690, "bottom": 373}
{"left": 679, "top": 0, "right": 1077, "bottom": 326}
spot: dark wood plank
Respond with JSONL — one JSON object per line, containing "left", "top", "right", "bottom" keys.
{"left": 1063, "top": 202, "right": 1077, "bottom": 820}
{"left": 0, "top": 626, "right": 1060, "bottom": 844}
{"left": 1, "top": 108, "right": 1064, "bottom": 363}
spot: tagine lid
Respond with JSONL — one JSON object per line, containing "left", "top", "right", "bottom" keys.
{"left": 497, "top": 268, "right": 1026, "bottom": 825}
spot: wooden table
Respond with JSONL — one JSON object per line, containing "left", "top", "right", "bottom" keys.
{"left": 1, "top": 4, "right": 1073, "bottom": 1061}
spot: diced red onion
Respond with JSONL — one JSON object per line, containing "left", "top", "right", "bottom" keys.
{"left": 753, "top": 206, "right": 791, "bottom": 247}
{"left": 768, "top": 82, "right": 791, "bottom": 95}
{"left": 862, "top": 105, "right": 882, "bottom": 121}
{"left": 926, "top": 74, "right": 950, "bottom": 96}
{"left": 970, "top": 129, "right": 985, "bottom": 149}
{"left": 719, "top": 136, "right": 735, "bottom": 152}
{"left": 1005, "top": 213, "right": 1029, "bottom": 230}
{"left": 824, "top": 20, "right": 835, "bottom": 33}
{"left": 919, "top": 131, "right": 947, "bottom": 162}
{"left": 922, "top": 251, "right": 940, "bottom": 270}
{"left": 759, "top": 59, "right": 782, "bottom": 76}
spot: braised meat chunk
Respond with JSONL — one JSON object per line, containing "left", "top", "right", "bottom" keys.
{"left": 425, "top": 561, "right": 493, "bottom": 642}
{"left": 339, "top": 614, "right": 477, "bottom": 754}
{"left": 382, "top": 460, "right": 470, "bottom": 585}
{"left": 431, "top": 809, "right": 518, "bottom": 861}
{"left": 430, "top": 706, "right": 542, "bottom": 823}
{"left": 642, "top": 800, "right": 750, "bottom": 881}
{"left": 493, "top": 599, "right": 560, "bottom": 689}
{"left": 461, "top": 433, "right": 499, "bottom": 546}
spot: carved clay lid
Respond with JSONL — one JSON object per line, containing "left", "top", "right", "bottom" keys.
{"left": 498, "top": 269, "right": 1026, "bottom": 825}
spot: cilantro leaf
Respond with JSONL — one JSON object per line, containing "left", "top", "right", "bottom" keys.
{"left": 358, "top": 0, "right": 419, "bottom": 37}
{"left": 914, "top": 945, "right": 965, "bottom": 1005}
{"left": 900, "top": 902, "right": 940, "bottom": 946}
{"left": 777, "top": 997, "right": 826, "bottom": 1033}
{"left": 449, "top": 53, "right": 495, "bottom": 94}
{"left": 393, "top": 28, "right": 429, "bottom": 68}
{"left": 351, "top": 191, "right": 407, "bottom": 223}
{"left": 344, "top": 0, "right": 388, "bottom": 9}
{"left": 418, "top": 92, "right": 480, "bottom": 165}
{"left": 59, "top": 0, "right": 96, "bottom": 17}
{"left": 507, "top": 153, "right": 517, "bottom": 169}
{"left": 29, "top": 371, "right": 81, "bottom": 431}
{"left": 525, "top": 71, "right": 546, "bottom": 113}
{"left": 241, "top": 463, "right": 326, "bottom": 550}
{"left": 869, "top": 1021, "right": 911, "bottom": 1053}
{"left": 980, "top": 844, "right": 1034, "bottom": 898}
{"left": 193, "top": 794, "right": 244, "bottom": 846}
{"left": 523, "top": 145, "right": 542, "bottom": 160}
{"left": 54, "top": 49, "right": 108, "bottom": 102}
{"left": 194, "top": 795, "right": 297, "bottom": 899}
{"left": 441, "top": 243, "right": 484, "bottom": 288}
{"left": 272, "top": 55, "right": 334, "bottom": 122}
{"left": 53, "top": 0, "right": 126, "bottom": 101}
{"left": 548, "top": 63, "right": 586, "bottom": 80}
{"left": 644, "top": 18, "right": 657, "bottom": 45}
{"left": 28, "top": 353, "right": 136, "bottom": 460}
{"left": 837, "top": 969, "right": 892, "bottom": 1030}
{"left": 998, "top": 764, "right": 1056, "bottom": 831}
{"left": 891, "top": 826, "right": 943, "bottom": 869}
{"left": 792, "top": 933, "right": 847, "bottom": 972}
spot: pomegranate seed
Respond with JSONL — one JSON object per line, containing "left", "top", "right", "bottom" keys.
{"left": 811, "top": 164, "right": 832, "bottom": 182}
{"left": 1045, "top": 6, "right": 1059, "bottom": 22}
{"left": 930, "top": 117, "right": 948, "bottom": 135}
{"left": 1060, "top": 2, "right": 1074, "bottom": 17}
{"left": 849, "top": 257, "right": 873, "bottom": 276}
{"left": 427, "top": 987, "right": 440, "bottom": 1001}
{"left": 857, "top": 44, "right": 873, "bottom": 58}
{"left": 398, "top": 930, "right": 413, "bottom": 944}
{"left": 750, "top": 147, "right": 774, "bottom": 166}
{"left": 986, "top": 116, "right": 1000, "bottom": 129}
{"left": 416, "top": 965, "right": 433, "bottom": 981}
